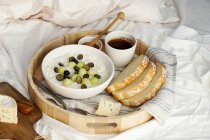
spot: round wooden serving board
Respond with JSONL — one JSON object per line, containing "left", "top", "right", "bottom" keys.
{"left": 27, "top": 30, "right": 152, "bottom": 134}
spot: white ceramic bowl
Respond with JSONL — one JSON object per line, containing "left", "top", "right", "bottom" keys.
{"left": 41, "top": 45, "right": 114, "bottom": 99}
{"left": 78, "top": 35, "right": 103, "bottom": 50}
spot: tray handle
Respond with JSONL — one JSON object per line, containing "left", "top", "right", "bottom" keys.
{"left": 69, "top": 116, "right": 122, "bottom": 134}
{"left": 87, "top": 122, "right": 117, "bottom": 129}
{"left": 69, "top": 110, "right": 153, "bottom": 133}
{"left": 84, "top": 117, "right": 122, "bottom": 133}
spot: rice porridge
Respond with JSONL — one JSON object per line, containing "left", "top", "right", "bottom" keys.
{"left": 45, "top": 53, "right": 108, "bottom": 89}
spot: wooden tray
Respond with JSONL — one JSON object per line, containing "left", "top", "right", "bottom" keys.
{"left": 27, "top": 30, "right": 152, "bottom": 134}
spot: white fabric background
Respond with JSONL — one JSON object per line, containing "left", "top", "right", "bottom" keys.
{"left": 0, "top": 0, "right": 179, "bottom": 26}
{"left": 1, "top": 18, "right": 210, "bottom": 140}
{"left": 174, "top": 0, "right": 210, "bottom": 33}
{"left": 0, "top": 18, "right": 177, "bottom": 139}
{"left": 1, "top": 0, "right": 210, "bottom": 140}
{"left": 0, "top": 18, "right": 176, "bottom": 99}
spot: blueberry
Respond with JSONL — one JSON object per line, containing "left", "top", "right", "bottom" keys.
{"left": 74, "top": 66, "right": 79, "bottom": 71}
{"left": 54, "top": 67, "right": 58, "bottom": 73}
{"left": 69, "top": 56, "right": 75, "bottom": 62}
{"left": 87, "top": 62, "right": 94, "bottom": 68}
{"left": 59, "top": 62, "right": 64, "bottom": 66}
{"left": 77, "top": 54, "right": 83, "bottom": 60}
{"left": 83, "top": 74, "right": 89, "bottom": 78}
{"left": 64, "top": 70, "right": 70, "bottom": 76}
{"left": 94, "top": 74, "right": 101, "bottom": 79}
{"left": 83, "top": 65, "right": 90, "bottom": 71}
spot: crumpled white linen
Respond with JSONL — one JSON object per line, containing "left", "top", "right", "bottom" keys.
{"left": 174, "top": 0, "right": 210, "bottom": 34}
{"left": 0, "top": 0, "right": 179, "bottom": 27}
{"left": 0, "top": 18, "right": 175, "bottom": 100}
{"left": 142, "top": 47, "right": 177, "bottom": 124}
{"left": 0, "top": 44, "right": 28, "bottom": 98}
{"left": 1, "top": 15, "right": 210, "bottom": 139}
{"left": 106, "top": 0, "right": 180, "bottom": 23}
{"left": 0, "top": 0, "right": 120, "bottom": 27}
{"left": 33, "top": 25, "right": 210, "bottom": 140}
{"left": 0, "top": 2, "right": 210, "bottom": 140}
{"left": 0, "top": 18, "right": 177, "bottom": 140}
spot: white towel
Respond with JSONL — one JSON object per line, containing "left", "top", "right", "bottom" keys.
{"left": 141, "top": 47, "right": 176, "bottom": 123}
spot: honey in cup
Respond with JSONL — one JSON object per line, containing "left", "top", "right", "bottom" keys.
{"left": 108, "top": 38, "right": 134, "bottom": 50}
{"left": 83, "top": 42, "right": 100, "bottom": 49}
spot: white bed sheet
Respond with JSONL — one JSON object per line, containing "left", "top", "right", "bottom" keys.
{"left": 1, "top": 18, "right": 210, "bottom": 140}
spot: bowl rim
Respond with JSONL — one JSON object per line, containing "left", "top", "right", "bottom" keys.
{"left": 41, "top": 44, "right": 114, "bottom": 92}
{"left": 78, "top": 35, "right": 103, "bottom": 50}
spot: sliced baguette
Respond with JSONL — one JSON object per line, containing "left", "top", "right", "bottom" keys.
{"left": 112, "top": 61, "right": 156, "bottom": 100}
{"left": 120, "top": 62, "right": 166, "bottom": 107}
{"left": 106, "top": 55, "right": 149, "bottom": 93}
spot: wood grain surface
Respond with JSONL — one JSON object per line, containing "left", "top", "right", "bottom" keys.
{"left": 28, "top": 30, "right": 153, "bottom": 134}
{"left": 0, "top": 82, "right": 42, "bottom": 140}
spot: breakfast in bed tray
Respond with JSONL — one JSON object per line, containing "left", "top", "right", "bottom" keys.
{"left": 1, "top": 12, "right": 175, "bottom": 136}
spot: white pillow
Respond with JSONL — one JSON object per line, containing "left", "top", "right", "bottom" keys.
{"left": 0, "top": 0, "right": 121, "bottom": 26}
{"left": 40, "top": 0, "right": 121, "bottom": 27}
{"left": 0, "top": 0, "right": 42, "bottom": 20}
{"left": 106, "top": 0, "right": 180, "bottom": 23}
{"left": 0, "top": 0, "right": 179, "bottom": 26}
{"left": 175, "top": 0, "right": 210, "bottom": 33}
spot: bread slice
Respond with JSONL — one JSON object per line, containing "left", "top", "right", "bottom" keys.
{"left": 120, "top": 62, "right": 166, "bottom": 107}
{"left": 106, "top": 55, "right": 149, "bottom": 93}
{"left": 112, "top": 61, "right": 156, "bottom": 100}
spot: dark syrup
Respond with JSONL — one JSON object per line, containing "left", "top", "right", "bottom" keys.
{"left": 108, "top": 38, "right": 134, "bottom": 50}
{"left": 83, "top": 42, "right": 100, "bottom": 49}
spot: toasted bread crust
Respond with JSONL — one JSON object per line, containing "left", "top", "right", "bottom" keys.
{"left": 106, "top": 55, "right": 149, "bottom": 93}
{"left": 112, "top": 61, "right": 156, "bottom": 100}
{"left": 120, "top": 62, "right": 166, "bottom": 106}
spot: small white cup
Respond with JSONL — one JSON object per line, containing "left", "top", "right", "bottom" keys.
{"left": 78, "top": 35, "right": 103, "bottom": 50}
{"left": 105, "top": 31, "right": 137, "bottom": 68}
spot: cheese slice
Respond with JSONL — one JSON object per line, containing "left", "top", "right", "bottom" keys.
{"left": 95, "top": 97, "right": 121, "bottom": 116}
{"left": 0, "top": 95, "right": 18, "bottom": 124}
